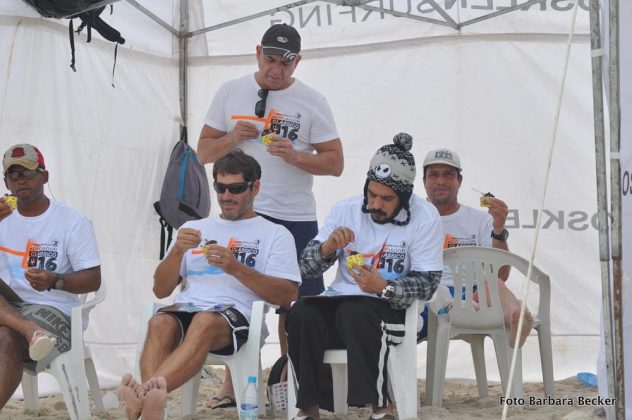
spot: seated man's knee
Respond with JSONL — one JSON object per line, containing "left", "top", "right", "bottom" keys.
{"left": 287, "top": 300, "right": 322, "bottom": 331}
{"left": 147, "top": 313, "right": 180, "bottom": 340}
{"left": 337, "top": 299, "right": 367, "bottom": 320}
{"left": 189, "top": 311, "right": 227, "bottom": 339}
{"left": 0, "top": 326, "right": 25, "bottom": 354}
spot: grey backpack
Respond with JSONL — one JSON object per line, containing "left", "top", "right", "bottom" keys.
{"left": 154, "top": 126, "right": 211, "bottom": 258}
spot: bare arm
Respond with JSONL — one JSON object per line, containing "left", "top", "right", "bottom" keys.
{"left": 230, "top": 264, "right": 299, "bottom": 309}
{"left": 197, "top": 122, "right": 260, "bottom": 164}
{"left": 153, "top": 228, "right": 202, "bottom": 298}
{"left": 486, "top": 197, "right": 510, "bottom": 281}
{"left": 293, "top": 138, "right": 343, "bottom": 176}
{"left": 24, "top": 266, "right": 101, "bottom": 294}
{"left": 0, "top": 197, "right": 12, "bottom": 222}
{"left": 204, "top": 243, "right": 298, "bottom": 308}
{"left": 267, "top": 137, "right": 343, "bottom": 176}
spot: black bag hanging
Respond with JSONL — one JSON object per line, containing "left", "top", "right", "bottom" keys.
{"left": 22, "top": 1, "right": 125, "bottom": 82}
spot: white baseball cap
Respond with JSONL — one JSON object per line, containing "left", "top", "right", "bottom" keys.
{"left": 422, "top": 148, "right": 462, "bottom": 170}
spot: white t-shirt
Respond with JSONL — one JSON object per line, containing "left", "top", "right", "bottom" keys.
{"left": 317, "top": 195, "right": 444, "bottom": 297}
{"left": 173, "top": 215, "right": 302, "bottom": 321}
{"left": 204, "top": 74, "right": 339, "bottom": 221}
{"left": 440, "top": 204, "right": 493, "bottom": 286}
{"left": 0, "top": 201, "right": 101, "bottom": 316}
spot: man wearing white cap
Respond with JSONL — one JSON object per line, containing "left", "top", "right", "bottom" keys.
{"left": 420, "top": 148, "right": 533, "bottom": 348}
{"left": 197, "top": 23, "right": 343, "bottom": 406}
{"left": 0, "top": 144, "right": 101, "bottom": 409}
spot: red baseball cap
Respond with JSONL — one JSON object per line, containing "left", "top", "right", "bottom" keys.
{"left": 3, "top": 144, "right": 46, "bottom": 174}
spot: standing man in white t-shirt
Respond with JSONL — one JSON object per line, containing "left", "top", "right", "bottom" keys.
{"left": 420, "top": 148, "right": 533, "bottom": 347}
{"left": 118, "top": 150, "right": 301, "bottom": 419}
{"left": 197, "top": 23, "right": 343, "bottom": 406}
{"left": 287, "top": 134, "right": 443, "bottom": 419}
{"left": 0, "top": 144, "right": 102, "bottom": 409}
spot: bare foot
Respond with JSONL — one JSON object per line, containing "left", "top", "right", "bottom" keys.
{"left": 141, "top": 377, "right": 167, "bottom": 420}
{"left": 118, "top": 373, "right": 143, "bottom": 420}
{"left": 297, "top": 405, "right": 321, "bottom": 420}
{"left": 508, "top": 306, "right": 534, "bottom": 348}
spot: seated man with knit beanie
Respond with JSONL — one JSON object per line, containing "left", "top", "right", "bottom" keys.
{"left": 286, "top": 133, "right": 443, "bottom": 420}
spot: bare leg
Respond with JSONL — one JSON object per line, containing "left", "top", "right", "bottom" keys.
{"left": 0, "top": 327, "right": 27, "bottom": 408}
{"left": 473, "top": 279, "right": 534, "bottom": 348}
{"left": 140, "top": 314, "right": 182, "bottom": 382}
{"left": 151, "top": 311, "right": 232, "bottom": 392}
{"left": 117, "top": 373, "right": 144, "bottom": 420}
{"left": 206, "top": 367, "right": 235, "bottom": 408}
{"left": 507, "top": 304, "right": 534, "bottom": 348}
{"left": 372, "top": 402, "right": 396, "bottom": 418}
{"left": 141, "top": 377, "right": 167, "bottom": 420}
{"left": 278, "top": 313, "right": 288, "bottom": 355}
{"left": 497, "top": 280, "right": 534, "bottom": 348}
{"left": 0, "top": 297, "right": 56, "bottom": 357}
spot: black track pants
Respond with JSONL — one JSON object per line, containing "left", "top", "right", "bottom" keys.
{"left": 287, "top": 296, "right": 406, "bottom": 409}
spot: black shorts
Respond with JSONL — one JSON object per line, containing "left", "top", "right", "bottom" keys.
{"left": 157, "top": 306, "right": 249, "bottom": 355}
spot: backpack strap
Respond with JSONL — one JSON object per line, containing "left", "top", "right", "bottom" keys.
{"left": 158, "top": 217, "right": 174, "bottom": 260}
{"left": 181, "top": 125, "right": 188, "bottom": 144}
{"left": 68, "top": 19, "right": 77, "bottom": 71}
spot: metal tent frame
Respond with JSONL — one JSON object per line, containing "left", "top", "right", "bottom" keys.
{"left": 120, "top": 1, "right": 626, "bottom": 418}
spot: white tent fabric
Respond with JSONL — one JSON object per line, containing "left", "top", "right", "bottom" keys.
{"left": 0, "top": 0, "right": 605, "bottom": 397}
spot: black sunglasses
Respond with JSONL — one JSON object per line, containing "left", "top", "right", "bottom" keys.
{"left": 213, "top": 181, "right": 254, "bottom": 194}
{"left": 255, "top": 89, "right": 269, "bottom": 118}
{"left": 5, "top": 168, "right": 45, "bottom": 181}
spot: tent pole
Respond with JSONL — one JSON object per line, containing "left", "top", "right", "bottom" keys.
{"left": 179, "top": 0, "right": 189, "bottom": 128}
{"left": 608, "top": 0, "right": 626, "bottom": 417}
{"left": 589, "top": 1, "right": 616, "bottom": 418}
{"left": 331, "top": 0, "right": 456, "bottom": 28}
{"left": 126, "top": 0, "right": 179, "bottom": 36}
{"left": 186, "top": 1, "right": 319, "bottom": 38}
{"left": 458, "top": 0, "right": 544, "bottom": 28}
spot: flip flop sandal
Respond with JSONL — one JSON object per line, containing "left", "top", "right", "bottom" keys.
{"left": 208, "top": 395, "right": 236, "bottom": 409}
{"left": 29, "top": 331, "right": 57, "bottom": 361}
{"left": 369, "top": 413, "right": 397, "bottom": 420}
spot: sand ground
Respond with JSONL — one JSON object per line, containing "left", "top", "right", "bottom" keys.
{"left": 2, "top": 367, "right": 606, "bottom": 419}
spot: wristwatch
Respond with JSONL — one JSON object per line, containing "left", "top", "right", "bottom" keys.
{"left": 491, "top": 228, "right": 509, "bottom": 241}
{"left": 49, "top": 274, "right": 64, "bottom": 291}
{"left": 379, "top": 283, "right": 395, "bottom": 299}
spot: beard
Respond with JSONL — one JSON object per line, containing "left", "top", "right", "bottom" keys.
{"left": 368, "top": 208, "right": 392, "bottom": 225}
{"left": 220, "top": 196, "right": 253, "bottom": 221}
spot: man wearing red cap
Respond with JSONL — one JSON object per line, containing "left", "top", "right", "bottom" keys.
{"left": 0, "top": 144, "right": 101, "bottom": 409}
{"left": 197, "top": 23, "right": 343, "bottom": 407}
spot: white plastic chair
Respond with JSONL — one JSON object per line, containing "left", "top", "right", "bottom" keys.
{"left": 287, "top": 299, "right": 421, "bottom": 420}
{"left": 21, "top": 282, "right": 107, "bottom": 420}
{"left": 135, "top": 300, "right": 272, "bottom": 418}
{"left": 425, "top": 247, "right": 553, "bottom": 407}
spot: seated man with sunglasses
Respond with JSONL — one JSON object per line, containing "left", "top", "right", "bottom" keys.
{"left": 119, "top": 150, "right": 301, "bottom": 419}
{"left": 0, "top": 144, "right": 102, "bottom": 411}
{"left": 197, "top": 23, "right": 343, "bottom": 406}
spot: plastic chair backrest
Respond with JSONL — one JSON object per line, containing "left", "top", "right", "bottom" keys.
{"left": 445, "top": 247, "right": 505, "bottom": 331}
{"left": 445, "top": 246, "right": 550, "bottom": 327}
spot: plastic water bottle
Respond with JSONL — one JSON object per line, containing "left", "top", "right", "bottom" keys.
{"left": 239, "top": 375, "right": 258, "bottom": 419}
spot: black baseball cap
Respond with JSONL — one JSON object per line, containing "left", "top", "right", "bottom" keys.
{"left": 261, "top": 24, "right": 301, "bottom": 62}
